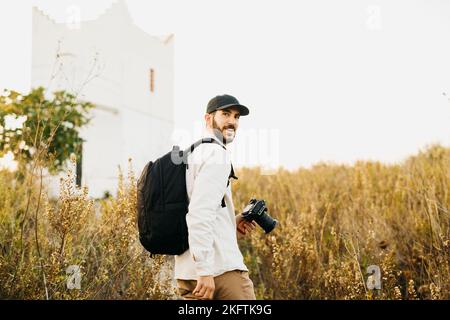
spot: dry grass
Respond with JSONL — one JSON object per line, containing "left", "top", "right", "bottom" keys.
{"left": 234, "top": 144, "right": 450, "bottom": 299}
{"left": 0, "top": 144, "right": 449, "bottom": 300}
{"left": 0, "top": 157, "right": 176, "bottom": 300}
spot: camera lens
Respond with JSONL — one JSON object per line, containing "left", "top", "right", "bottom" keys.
{"left": 254, "top": 211, "right": 278, "bottom": 234}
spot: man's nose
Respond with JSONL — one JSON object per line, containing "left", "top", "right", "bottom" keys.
{"left": 228, "top": 118, "right": 237, "bottom": 126}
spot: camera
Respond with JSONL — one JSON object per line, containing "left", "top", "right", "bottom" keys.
{"left": 241, "top": 199, "right": 278, "bottom": 234}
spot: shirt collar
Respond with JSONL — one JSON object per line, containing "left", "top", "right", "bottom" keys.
{"left": 203, "top": 129, "right": 227, "bottom": 149}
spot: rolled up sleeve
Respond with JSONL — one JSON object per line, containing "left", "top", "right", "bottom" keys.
{"left": 186, "top": 147, "right": 230, "bottom": 277}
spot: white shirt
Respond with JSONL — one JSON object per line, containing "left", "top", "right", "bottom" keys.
{"left": 174, "top": 131, "right": 248, "bottom": 280}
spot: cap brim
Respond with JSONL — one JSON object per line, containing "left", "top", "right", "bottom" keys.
{"left": 216, "top": 104, "right": 250, "bottom": 116}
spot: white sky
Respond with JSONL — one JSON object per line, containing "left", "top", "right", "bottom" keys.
{"left": 0, "top": 0, "right": 449, "bottom": 170}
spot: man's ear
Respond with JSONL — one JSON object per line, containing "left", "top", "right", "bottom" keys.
{"left": 204, "top": 113, "right": 210, "bottom": 127}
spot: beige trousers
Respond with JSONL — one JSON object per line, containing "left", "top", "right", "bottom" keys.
{"left": 176, "top": 270, "right": 256, "bottom": 300}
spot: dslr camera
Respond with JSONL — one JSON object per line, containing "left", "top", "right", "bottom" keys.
{"left": 242, "top": 199, "right": 278, "bottom": 234}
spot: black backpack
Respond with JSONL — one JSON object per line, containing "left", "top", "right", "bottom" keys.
{"left": 137, "top": 138, "right": 236, "bottom": 255}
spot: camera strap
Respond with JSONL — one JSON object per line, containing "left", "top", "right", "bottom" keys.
{"left": 222, "top": 163, "right": 238, "bottom": 208}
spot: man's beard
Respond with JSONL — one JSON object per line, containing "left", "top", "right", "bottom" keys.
{"left": 212, "top": 118, "right": 236, "bottom": 145}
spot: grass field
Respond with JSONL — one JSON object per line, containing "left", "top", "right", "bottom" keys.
{"left": 0, "top": 144, "right": 449, "bottom": 299}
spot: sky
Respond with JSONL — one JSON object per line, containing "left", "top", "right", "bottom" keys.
{"left": 0, "top": 0, "right": 449, "bottom": 170}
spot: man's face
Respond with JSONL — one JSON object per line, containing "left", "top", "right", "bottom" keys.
{"left": 207, "top": 108, "right": 240, "bottom": 144}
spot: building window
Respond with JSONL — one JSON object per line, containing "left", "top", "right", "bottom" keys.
{"left": 150, "top": 68, "right": 155, "bottom": 93}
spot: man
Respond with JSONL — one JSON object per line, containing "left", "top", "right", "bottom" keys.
{"left": 175, "top": 94, "right": 257, "bottom": 300}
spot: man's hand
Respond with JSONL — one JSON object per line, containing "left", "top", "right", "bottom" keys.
{"left": 236, "top": 214, "right": 257, "bottom": 239}
{"left": 193, "top": 275, "right": 215, "bottom": 300}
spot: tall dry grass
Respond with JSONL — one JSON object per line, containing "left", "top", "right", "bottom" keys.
{"left": 0, "top": 156, "right": 176, "bottom": 300}
{"left": 234, "top": 144, "right": 450, "bottom": 299}
{"left": 0, "top": 144, "right": 449, "bottom": 299}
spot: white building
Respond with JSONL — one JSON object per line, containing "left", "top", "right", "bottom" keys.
{"left": 31, "top": 0, "right": 174, "bottom": 199}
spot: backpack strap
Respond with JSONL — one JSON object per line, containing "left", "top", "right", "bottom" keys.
{"left": 184, "top": 138, "right": 226, "bottom": 170}
{"left": 184, "top": 138, "right": 238, "bottom": 209}
{"left": 185, "top": 138, "right": 226, "bottom": 155}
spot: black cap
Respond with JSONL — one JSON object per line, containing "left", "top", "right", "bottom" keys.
{"left": 206, "top": 94, "right": 250, "bottom": 116}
